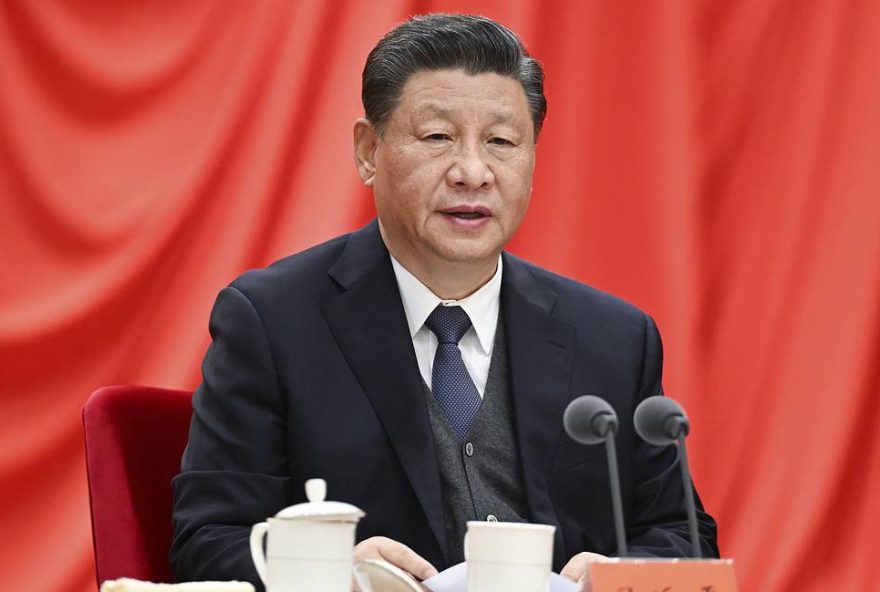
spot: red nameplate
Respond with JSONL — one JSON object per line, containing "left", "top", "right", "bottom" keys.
{"left": 590, "top": 559, "right": 738, "bottom": 592}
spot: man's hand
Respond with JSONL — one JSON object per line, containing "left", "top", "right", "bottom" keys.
{"left": 354, "top": 536, "right": 438, "bottom": 581}
{"left": 560, "top": 551, "right": 609, "bottom": 591}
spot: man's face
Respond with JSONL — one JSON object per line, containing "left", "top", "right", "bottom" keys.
{"left": 358, "top": 69, "right": 536, "bottom": 277}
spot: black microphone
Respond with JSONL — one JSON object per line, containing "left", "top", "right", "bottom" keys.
{"left": 633, "top": 396, "right": 702, "bottom": 558}
{"left": 563, "top": 395, "right": 627, "bottom": 557}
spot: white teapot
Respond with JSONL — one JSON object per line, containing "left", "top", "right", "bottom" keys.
{"left": 250, "top": 479, "right": 365, "bottom": 592}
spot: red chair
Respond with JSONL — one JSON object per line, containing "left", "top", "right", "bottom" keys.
{"left": 83, "top": 385, "right": 193, "bottom": 587}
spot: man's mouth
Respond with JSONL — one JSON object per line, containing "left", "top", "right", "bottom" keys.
{"left": 440, "top": 206, "right": 492, "bottom": 220}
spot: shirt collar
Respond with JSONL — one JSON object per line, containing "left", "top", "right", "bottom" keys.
{"left": 389, "top": 254, "right": 502, "bottom": 355}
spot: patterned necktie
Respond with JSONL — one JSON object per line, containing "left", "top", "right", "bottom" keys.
{"left": 425, "top": 304, "right": 482, "bottom": 440}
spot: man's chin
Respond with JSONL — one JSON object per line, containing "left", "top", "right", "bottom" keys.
{"left": 430, "top": 242, "right": 503, "bottom": 268}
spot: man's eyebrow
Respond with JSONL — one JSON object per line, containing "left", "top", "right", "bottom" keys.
{"left": 412, "top": 103, "right": 454, "bottom": 119}
{"left": 412, "top": 103, "right": 519, "bottom": 124}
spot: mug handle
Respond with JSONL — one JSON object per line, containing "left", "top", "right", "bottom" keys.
{"left": 249, "top": 521, "right": 269, "bottom": 584}
{"left": 463, "top": 531, "right": 470, "bottom": 562}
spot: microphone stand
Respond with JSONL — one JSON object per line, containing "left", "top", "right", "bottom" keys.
{"left": 676, "top": 432, "right": 701, "bottom": 558}
{"left": 603, "top": 429, "right": 628, "bottom": 558}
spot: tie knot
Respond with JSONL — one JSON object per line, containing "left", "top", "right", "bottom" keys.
{"left": 425, "top": 305, "right": 472, "bottom": 344}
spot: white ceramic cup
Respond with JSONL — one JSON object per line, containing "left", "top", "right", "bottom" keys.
{"left": 249, "top": 518, "right": 357, "bottom": 592}
{"left": 465, "top": 521, "right": 555, "bottom": 592}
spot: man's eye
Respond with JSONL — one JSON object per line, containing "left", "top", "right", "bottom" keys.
{"left": 488, "top": 137, "right": 513, "bottom": 146}
{"left": 425, "top": 133, "right": 451, "bottom": 141}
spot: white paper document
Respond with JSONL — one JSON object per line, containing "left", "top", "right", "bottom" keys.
{"left": 423, "top": 562, "right": 579, "bottom": 592}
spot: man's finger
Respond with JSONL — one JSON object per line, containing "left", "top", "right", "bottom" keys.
{"left": 560, "top": 552, "right": 608, "bottom": 583}
{"left": 377, "top": 540, "right": 438, "bottom": 580}
{"left": 560, "top": 552, "right": 591, "bottom": 582}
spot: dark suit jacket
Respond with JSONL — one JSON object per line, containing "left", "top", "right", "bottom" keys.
{"left": 171, "top": 220, "right": 718, "bottom": 585}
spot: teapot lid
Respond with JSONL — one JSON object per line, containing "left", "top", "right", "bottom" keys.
{"left": 274, "top": 479, "right": 365, "bottom": 522}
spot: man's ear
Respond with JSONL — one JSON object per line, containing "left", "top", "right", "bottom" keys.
{"left": 353, "top": 118, "right": 379, "bottom": 187}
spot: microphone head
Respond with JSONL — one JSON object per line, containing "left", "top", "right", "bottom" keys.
{"left": 563, "top": 395, "right": 619, "bottom": 445}
{"left": 634, "top": 396, "right": 690, "bottom": 446}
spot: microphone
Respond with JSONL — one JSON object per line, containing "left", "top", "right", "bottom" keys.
{"left": 633, "top": 396, "right": 702, "bottom": 558}
{"left": 563, "top": 396, "right": 627, "bottom": 557}
{"left": 633, "top": 395, "right": 689, "bottom": 445}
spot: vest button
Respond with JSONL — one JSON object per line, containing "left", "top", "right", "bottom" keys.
{"left": 486, "top": 514, "right": 498, "bottom": 522}
{"left": 465, "top": 442, "right": 474, "bottom": 457}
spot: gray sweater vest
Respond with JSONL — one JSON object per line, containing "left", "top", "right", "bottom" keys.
{"left": 422, "top": 316, "right": 530, "bottom": 565}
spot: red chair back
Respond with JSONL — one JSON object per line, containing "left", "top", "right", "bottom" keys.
{"left": 83, "top": 385, "right": 192, "bottom": 586}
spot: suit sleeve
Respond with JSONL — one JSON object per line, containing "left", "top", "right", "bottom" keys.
{"left": 625, "top": 314, "right": 719, "bottom": 558}
{"left": 170, "top": 286, "right": 291, "bottom": 587}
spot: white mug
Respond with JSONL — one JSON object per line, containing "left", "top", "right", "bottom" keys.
{"left": 250, "top": 518, "right": 357, "bottom": 592}
{"left": 465, "top": 521, "right": 555, "bottom": 592}
{"left": 249, "top": 479, "right": 363, "bottom": 592}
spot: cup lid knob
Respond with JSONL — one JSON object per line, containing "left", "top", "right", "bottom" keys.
{"left": 305, "top": 478, "right": 326, "bottom": 502}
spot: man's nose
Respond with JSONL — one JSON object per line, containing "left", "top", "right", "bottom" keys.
{"left": 446, "top": 142, "right": 495, "bottom": 189}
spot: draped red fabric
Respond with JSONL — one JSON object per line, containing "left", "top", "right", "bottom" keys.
{"left": 1, "top": 1, "right": 878, "bottom": 590}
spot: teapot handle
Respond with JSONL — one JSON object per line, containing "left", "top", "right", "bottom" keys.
{"left": 249, "top": 521, "right": 269, "bottom": 584}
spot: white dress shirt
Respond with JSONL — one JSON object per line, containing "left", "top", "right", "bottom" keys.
{"left": 389, "top": 255, "right": 502, "bottom": 397}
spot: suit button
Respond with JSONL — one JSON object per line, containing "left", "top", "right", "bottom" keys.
{"left": 487, "top": 514, "right": 498, "bottom": 522}
{"left": 465, "top": 442, "right": 474, "bottom": 457}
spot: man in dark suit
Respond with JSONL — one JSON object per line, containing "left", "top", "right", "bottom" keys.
{"left": 171, "top": 13, "right": 718, "bottom": 589}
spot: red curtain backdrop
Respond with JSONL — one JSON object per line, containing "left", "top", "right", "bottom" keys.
{"left": 2, "top": 1, "right": 878, "bottom": 590}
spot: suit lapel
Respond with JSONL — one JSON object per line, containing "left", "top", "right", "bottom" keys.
{"left": 502, "top": 253, "right": 576, "bottom": 561}
{"left": 321, "top": 222, "right": 447, "bottom": 555}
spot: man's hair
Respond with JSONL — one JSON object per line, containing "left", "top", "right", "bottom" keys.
{"left": 362, "top": 13, "right": 547, "bottom": 138}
